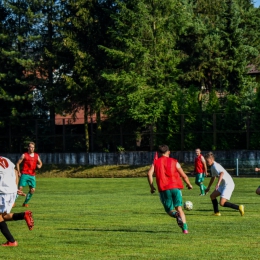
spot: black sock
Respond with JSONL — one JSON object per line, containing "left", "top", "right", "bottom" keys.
{"left": 0, "top": 221, "right": 15, "bottom": 242}
{"left": 12, "top": 213, "right": 25, "bottom": 221}
{"left": 223, "top": 202, "right": 239, "bottom": 210}
{"left": 212, "top": 199, "right": 219, "bottom": 213}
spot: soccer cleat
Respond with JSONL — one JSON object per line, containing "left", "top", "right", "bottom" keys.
{"left": 213, "top": 212, "right": 221, "bottom": 216}
{"left": 239, "top": 205, "right": 244, "bottom": 216}
{"left": 199, "top": 193, "right": 205, "bottom": 196}
{"left": 1, "top": 241, "right": 18, "bottom": 247}
{"left": 22, "top": 203, "right": 29, "bottom": 207}
{"left": 24, "top": 211, "right": 34, "bottom": 231}
{"left": 175, "top": 212, "right": 184, "bottom": 229}
{"left": 183, "top": 230, "right": 189, "bottom": 234}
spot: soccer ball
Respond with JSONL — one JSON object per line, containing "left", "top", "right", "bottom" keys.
{"left": 184, "top": 201, "right": 193, "bottom": 211}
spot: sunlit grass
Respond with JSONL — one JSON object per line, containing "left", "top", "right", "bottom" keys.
{"left": 1, "top": 177, "right": 259, "bottom": 260}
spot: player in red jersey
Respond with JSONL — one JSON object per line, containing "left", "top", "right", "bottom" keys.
{"left": 0, "top": 156, "right": 34, "bottom": 247}
{"left": 16, "top": 142, "right": 42, "bottom": 207}
{"left": 193, "top": 148, "right": 208, "bottom": 196}
{"left": 147, "top": 145, "right": 193, "bottom": 234}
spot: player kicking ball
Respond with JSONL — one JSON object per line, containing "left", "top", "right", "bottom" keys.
{"left": 0, "top": 156, "right": 34, "bottom": 247}
{"left": 204, "top": 152, "right": 244, "bottom": 216}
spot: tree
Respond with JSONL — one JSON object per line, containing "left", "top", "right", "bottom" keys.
{"left": 101, "top": 0, "right": 191, "bottom": 150}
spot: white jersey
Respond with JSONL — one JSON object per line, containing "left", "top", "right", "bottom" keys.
{"left": 0, "top": 156, "right": 17, "bottom": 194}
{"left": 210, "top": 161, "right": 234, "bottom": 187}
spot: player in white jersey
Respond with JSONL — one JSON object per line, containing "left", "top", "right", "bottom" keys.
{"left": 0, "top": 156, "right": 34, "bottom": 246}
{"left": 204, "top": 152, "right": 244, "bottom": 216}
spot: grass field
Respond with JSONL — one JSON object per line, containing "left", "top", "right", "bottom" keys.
{"left": 1, "top": 175, "right": 260, "bottom": 259}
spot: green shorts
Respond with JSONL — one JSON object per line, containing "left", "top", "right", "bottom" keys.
{"left": 19, "top": 174, "right": 36, "bottom": 188}
{"left": 195, "top": 173, "right": 205, "bottom": 184}
{"left": 159, "top": 188, "right": 183, "bottom": 212}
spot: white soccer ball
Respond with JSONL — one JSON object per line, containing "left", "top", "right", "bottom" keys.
{"left": 184, "top": 201, "right": 193, "bottom": 211}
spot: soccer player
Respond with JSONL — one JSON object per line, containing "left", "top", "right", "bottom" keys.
{"left": 16, "top": 142, "right": 42, "bottom": 207}
{"left": 193, "top": 148, "right": 208, "bottom": 196}
{"left": 0, "top": 156, "right": 34, "bottom": 246}
{"left": 204, "top": 152, "right": 244, "bottom": 216}
{"left": 254, "top": 168, "right": 260, "bottom": 195}
{"left": 147, "top": 145, "right": 193, "bottom": 234}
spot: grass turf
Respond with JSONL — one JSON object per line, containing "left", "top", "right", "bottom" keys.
{"left": 1, "top": 176, "right": 259, "bottom": 259}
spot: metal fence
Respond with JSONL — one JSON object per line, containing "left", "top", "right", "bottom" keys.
{"left": 1, "top": 112, "right": 260, "bottom": 153}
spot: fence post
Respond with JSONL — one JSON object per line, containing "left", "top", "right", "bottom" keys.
{"left": 236, "top": 158, "right": 239, "bottom": 176}
{"left": 62, "top": 119, "right": 66, "bottom": 152}
{"left": 181, "top": 114, "right": 184, "bottom": 151}
{"left": 246, "top": 114, "right": 250, "bottom": 149}
{"left": 213, "top": 113, "right": 216, "bottom": 149}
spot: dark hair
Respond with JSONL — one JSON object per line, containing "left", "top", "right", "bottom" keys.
{"left": 204, "top": 152, "right": 214, "bottom": 159}
{"left": 158, "top": 145, "right": 169, "bottom": 154}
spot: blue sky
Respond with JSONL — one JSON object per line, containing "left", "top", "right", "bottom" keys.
{"left": 254, "top": 0, "right": 260, "bottom": 7}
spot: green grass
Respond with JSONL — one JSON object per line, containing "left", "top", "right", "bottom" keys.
{"left": 1, "top": 177, "right": 260, "bottom": 259}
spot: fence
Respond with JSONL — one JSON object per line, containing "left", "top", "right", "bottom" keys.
{"left": 3, "top": 150, "right": 260, "bottom": 176}
{"left": 1, "top": 112, "right": 260, "bottom": 153}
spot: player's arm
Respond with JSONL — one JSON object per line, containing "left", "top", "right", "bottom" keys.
{"left": 14, "top": 169, "right": 26, "bottom": 196}
{"left": 37, "top": 157, "right": 43, "bottom": 169}
{"left": 16, "top": 154, "right": 24, "bottom": 176}
{"left": 205, "top": 176, "right": 216, "bottom": 193}
{"left": 201, "top": 156, "right": 208, "bottom": 176}
{"left": 147, "top": 164, "right": 156, "bottom": 193}
{"left": 255, "top": 168, "right": 259, "bottom": 172}
{"left": 215, "top": 171, "right": 224, "bottom": 190}
{"left": 177, "top": 163, "right": 193, "bottom": 189}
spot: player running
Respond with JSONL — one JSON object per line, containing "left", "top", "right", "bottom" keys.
{"left": 147, "top": 145, "right": 193, "bottom": 234}
{"left": 0, "top": 156, "right": 34, "bottom": 247}
{"left": 204, "top": 152, "right": 244, "bottom": 216}
{"left": 16, "top": 142, "right": 42, "bottom": 207}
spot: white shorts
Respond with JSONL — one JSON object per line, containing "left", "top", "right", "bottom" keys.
{"left": 218, "top": 183, "right": 235, "bottom": 200}
{"left": 0, "top": 193, "right": 16, "bottom": 213}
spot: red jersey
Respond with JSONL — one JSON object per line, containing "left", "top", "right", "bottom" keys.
{"left": 22, "top": 152, "right": 39, "bottom": 176}
{"left": 154, "top": 156, "right": 183, "bottom": 192}
{"left": 194, "top": 154, "right": 205, "bottom": 173}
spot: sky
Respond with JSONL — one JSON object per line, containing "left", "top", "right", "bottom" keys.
{"left": 254, "top": 0, "right": 260, "bottom": 7}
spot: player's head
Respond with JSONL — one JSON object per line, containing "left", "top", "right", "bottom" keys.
{"left": 195, "top": 148, "right": 201, "bottom": 155}
{"left": 204, "top": 152, "right": 214, "bottom": 166}
{"left": 158, "top": 145, "right": 170, "bottom": 156}
{"left": 28, "top": 142, "right": 35, "bottom": 153}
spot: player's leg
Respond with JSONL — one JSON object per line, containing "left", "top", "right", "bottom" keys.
{"left": 195, "top": 173, "right": 207, "bottom": 195}
{"left": 256, "top": 186, "right": 260, "bottom": 195}
{"left": 210, "top": 189, "right": 221, "bottom": 215}
{"left": 0, "top": 193, "right": 18, "bottom": 246}
{"left": 4, "top": 211, "right": 34, "bottom": 230}
{"left": 160, "top": 189, "right": 186, "bottom": 233}
{"left": 171, "top": 189, "right": 188, "bottom": 234}
{"left": 220, "top": 185, "right": 244, "bottom": 216}
{"left": 23, "top": 176, "right": 36, "bottom": 207}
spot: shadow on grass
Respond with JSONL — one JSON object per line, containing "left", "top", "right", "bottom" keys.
{"left": 61, "top": 228, "right": 169, "bottom": 233}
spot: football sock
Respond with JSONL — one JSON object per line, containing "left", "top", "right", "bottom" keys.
{"left": 212, "top": 199, "right": 219, "bottom": 213}
{"left": 200, "top": 184, "right": 206, "bottom": 195}
{"left": 12, "top": 213, "right": 25, "bottom": 221}
{"left": 24, "top": 192, "right": 33, "bottom": 204}
{"left": 223, "top": 202, "right": 239, "bottom": 210}
{"left": 183, "top": 223, "right": 188, "bottom": 231}
{"left": 0, "top": 221, "right": 15, "bottom": 242}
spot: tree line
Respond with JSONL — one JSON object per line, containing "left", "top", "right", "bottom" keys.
{"left": 1, "top": 0, "right": 260, "bottom": 153}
